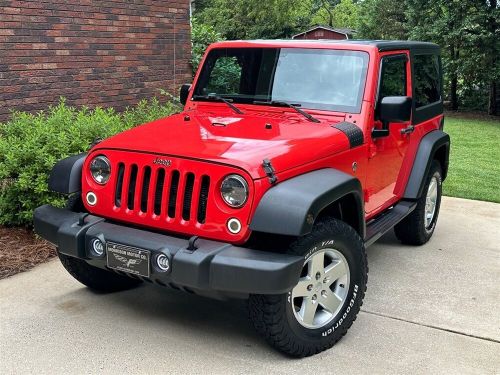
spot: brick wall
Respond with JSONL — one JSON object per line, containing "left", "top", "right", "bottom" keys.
{"left": 0, "top": 0, "right": 192, "bottom": 122}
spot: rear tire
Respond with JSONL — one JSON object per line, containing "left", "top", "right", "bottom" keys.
{"left": 58, "top": 252, "right": 142, "bottom": 293}
{"left": 248, "top": 218, "right": 367, "bottom": 357}
{"left": 394, "top": 161, "right": 443, "bottom": 245}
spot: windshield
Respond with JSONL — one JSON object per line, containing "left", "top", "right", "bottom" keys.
{"left": 193, "top": 47, "right": 369, "bottom": 113}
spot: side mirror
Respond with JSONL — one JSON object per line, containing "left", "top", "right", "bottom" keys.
{"left": 379, "top": 96, "right": 412, "bottom": 123}
{"left": 180, "top": 84, "right": 192, "bottom": 105}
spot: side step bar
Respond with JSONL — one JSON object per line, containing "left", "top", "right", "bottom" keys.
{"left": 364, "top": 201, "right": 417, "bottom": 247}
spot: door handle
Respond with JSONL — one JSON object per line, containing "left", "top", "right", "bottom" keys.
{"left": 401, "top": 125, "right": 415, "bottom": 135}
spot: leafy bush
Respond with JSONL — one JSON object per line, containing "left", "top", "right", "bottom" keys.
{"left": 0, "top": 97, "right": 180, "bottom": 226}
{"left": 191, "top": 17, "right": 223, "bottom": 74}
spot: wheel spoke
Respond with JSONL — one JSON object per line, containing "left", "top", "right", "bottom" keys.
{"left": 300, "top": 297, "right": 318, "bottom": 325}
{"left": 324, "top": 260, "right": 347, "bottom": 284}
{"left": 319, "top": 291, "right": 342, "bottom": 314}
{"left": 308, "top": 251, "right": 324, "bottom": 277}
{"left": 293, "top": 277, "right": 311, "bottom": 297}
{"left": 428, "top": 180, "right": 437, "bottom": 196}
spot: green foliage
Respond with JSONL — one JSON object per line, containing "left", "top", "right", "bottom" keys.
{"left": 195, "top": 0, "right": 311, "bottom": 39}
{"left": 312, "top": 0, "right": 359, "bottom": 29}
{"left": 357, "top": 0, "right": 499, "bottom": 114}
{"left": 191, "top": 18, "right": 223, "bottom": 74}
{"left": 204, "top": 56, "right": 242, "bottom": 95}
{"left": 357, "top": 0, "right": 408, "bottom": 39}
{"left": 0, "top": 98, "right": 180, "bottom": 226}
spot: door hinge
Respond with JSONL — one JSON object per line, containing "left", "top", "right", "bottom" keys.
{"left": 400, "top": 125, "right": 415, "bottom": 135}
{"left": 262, "top": 159, "right": 278, "bottom": 185}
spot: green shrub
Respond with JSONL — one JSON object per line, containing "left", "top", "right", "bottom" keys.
{"left": 0, "top": 97, "right": 180, "bottom": 226}
{"left": 191, "top": 17, "right": 223, "bottom": 74}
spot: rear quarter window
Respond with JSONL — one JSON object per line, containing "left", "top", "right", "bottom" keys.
{"left": 413, "top": 54, "right": 441, "bottom": 107}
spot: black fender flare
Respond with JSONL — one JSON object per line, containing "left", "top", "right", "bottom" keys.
{"left": 48, "top": 153, "right": 87, "bottom": 194}
{"left": 404, "top": 130, "right": 450, "bottom": 199}
{"left": 249, "top": 168, "right": 365, "bottom": 238}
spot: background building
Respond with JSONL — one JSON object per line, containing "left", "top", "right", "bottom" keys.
{"left": 292, "top": 26, "right": 356, "bottom": 40}
{"left": 0, "top": 0, "right": 192, "bottom": 122}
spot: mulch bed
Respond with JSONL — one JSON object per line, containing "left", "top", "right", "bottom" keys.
{"left": 0, "top": 226, "right": 56, "bottom": 279}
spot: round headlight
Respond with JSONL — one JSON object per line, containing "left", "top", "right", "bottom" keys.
{"left": 220, "top": 174, "right": 248, "bottom": 208}
{"left": 90, "top": 155, "right": 111, "bottom": 185}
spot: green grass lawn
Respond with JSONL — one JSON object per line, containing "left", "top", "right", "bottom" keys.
{"left": 443, "top": 114, "right": 500, "bottom": 203}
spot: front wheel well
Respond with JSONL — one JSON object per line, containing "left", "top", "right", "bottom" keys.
{"left": 316, "top": 193, "right": 363, "bottom": 237}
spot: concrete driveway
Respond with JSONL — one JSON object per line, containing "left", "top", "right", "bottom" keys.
{"left": 1, "top": 197, "right": 499, "bottom": 374}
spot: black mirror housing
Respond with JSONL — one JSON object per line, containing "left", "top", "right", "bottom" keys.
{"left": 180, "top": 84, "right": 192, "bottom": 105}
{"left": 379, "top": 96, "right": 412, "bottom": 123}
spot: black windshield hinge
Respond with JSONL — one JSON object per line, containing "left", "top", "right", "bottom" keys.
{"left": 262, "top": 159, "right": 278, "bottom": 185}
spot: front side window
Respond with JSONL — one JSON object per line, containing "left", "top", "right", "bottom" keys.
{"left": 194, "top": 47, "right": 369, "bottom": 113}
{"left": 378, "top": 55, "right": 407, "bottom": 100}
{"left": 413, "top": 54, "right": 441, "bottom": 108}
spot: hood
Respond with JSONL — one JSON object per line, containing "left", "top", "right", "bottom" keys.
{"left": 93, "top": 110, "right": 352, "bottom": 179}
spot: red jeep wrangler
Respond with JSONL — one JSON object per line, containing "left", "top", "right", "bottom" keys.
{"left": 35, "top": 40, "right": 450, "bottom": 357}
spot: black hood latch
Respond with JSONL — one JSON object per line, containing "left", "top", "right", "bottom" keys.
{"left": 262, "top": 159, "right": 278, "bottom": 185}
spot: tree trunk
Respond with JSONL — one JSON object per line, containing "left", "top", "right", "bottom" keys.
{"left": 321, "top": 0, "right": 334, "bottom": 27}
{"left": 487, "top": 0, "right": 498, "bottom": 115}
{"left": 488, "top": 81, "right": 498, "bottom": 116}
{"left": 449, "top": 45, "right": 459, "bottom": 110}
{"left": 450, "top": 75, "right": 458, "bottom": 110}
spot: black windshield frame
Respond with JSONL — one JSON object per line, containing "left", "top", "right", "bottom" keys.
{"left": 193, "top": 47, "right": 370, "bottom": 114}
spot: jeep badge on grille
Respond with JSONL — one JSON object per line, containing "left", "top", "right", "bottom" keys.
{"left": 153, "top": 158, "right": 172, "bottom": 167}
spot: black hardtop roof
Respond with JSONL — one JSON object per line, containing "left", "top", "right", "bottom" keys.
{"left": 341, "top": 40, "right": 440, "bottom": 52}
{"left": 233, "top": 39, "right": 440, "bottom": 52}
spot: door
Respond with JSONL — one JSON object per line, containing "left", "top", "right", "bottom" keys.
{"left": 365, "top": 52, "right": 412, "bottom": 215}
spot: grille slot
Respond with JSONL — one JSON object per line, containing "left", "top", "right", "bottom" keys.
{"left": 197, "top": 176, "right": 210, "bottom": 224}
{"left": 182, "top": 173, "right": 195, "bottom": 221}
{"left": 154, "top": 169, "right": 165, "bottom": 215}
{"left": 115, "top": 163, "right": 125, "bottom": 207}
{"left": 140, "top": 167, "right": 151, "bottom": 213}
{"left": 127, "top": 165, "right": 138, "bottom": 210}
{"left": 168, "top": 170, "right": 180, "bottom": 218}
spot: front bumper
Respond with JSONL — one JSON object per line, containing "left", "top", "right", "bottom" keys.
{"left": 34, "top": 205, "right": 303, "bottom": 298}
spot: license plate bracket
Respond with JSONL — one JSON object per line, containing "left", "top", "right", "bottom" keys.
{"left": 106, "top": 242, "right": 150, "bottom": 278}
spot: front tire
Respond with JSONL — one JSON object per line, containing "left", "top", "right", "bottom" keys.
{"left": 248, "top": 218, "right": 367, "bottom": 357}
{"left": 394, "top": 161, "right": 443, "bottom": 245}
{"left": 58, "top": 252, "right": 142, "bottom": 293}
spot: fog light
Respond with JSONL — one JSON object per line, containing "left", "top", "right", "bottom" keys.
{"left": 155, "top": 254, "right": 170, "bottom": 272}
{"left": 90, "top": 238, "right": 105, "bottom": 257}
{"left": 86, "top": 191, "right": 97, "bottom": 206}
{"left": 227, "top": 218, "right": 242, "bottom": 234}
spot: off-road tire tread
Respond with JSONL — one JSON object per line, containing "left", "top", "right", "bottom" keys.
{"left": 58, "top": 252, "right": 142, "bottom": 293}
{"left": 394, "top": 161, "right": 442, "bottom": 245}
{"left": 248, "top": 219, "right": 368, "bottom": 357}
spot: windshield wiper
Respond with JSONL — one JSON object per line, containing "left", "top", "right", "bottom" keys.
{"left": 192, "top": 94, "right": 244, "bottom": 114}
{"left": 253, "top": 100, "right": 320, "bottom": 123}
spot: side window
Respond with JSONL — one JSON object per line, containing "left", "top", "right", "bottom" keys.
{"left": 413, "top": 54, "right": 441, "bottom": 107}
{"left": 204, "top": 56, "right": 242, "bottom": 95}
{"left": 379, "top": 55, "right": 407, "bottom": 100}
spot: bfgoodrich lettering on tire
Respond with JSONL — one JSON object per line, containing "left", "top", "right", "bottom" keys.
{"left": 248, "top": 218, "right": 368, "bottom": 357}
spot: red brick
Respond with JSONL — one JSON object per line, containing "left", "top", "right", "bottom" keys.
{"left": 0, "top": 0, "right": 191, "bottom": 121}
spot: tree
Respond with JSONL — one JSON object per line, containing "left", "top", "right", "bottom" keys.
{"left": 483, "top": 0, "right": 499, "bottom": 115}
{"left": 195, "top": 0, "right": 312, "bottom": 39}
{"left": 357, "top": 0, "right": 409, "bottom": 40}
{"left": 191, "top": 18, "right": 223, "bottom": 74}
{"left": 312, "top": 0, "right": 359, "bottom": 29}
{"left": 406, "top": 0, "right": 499, "bottom": 113}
